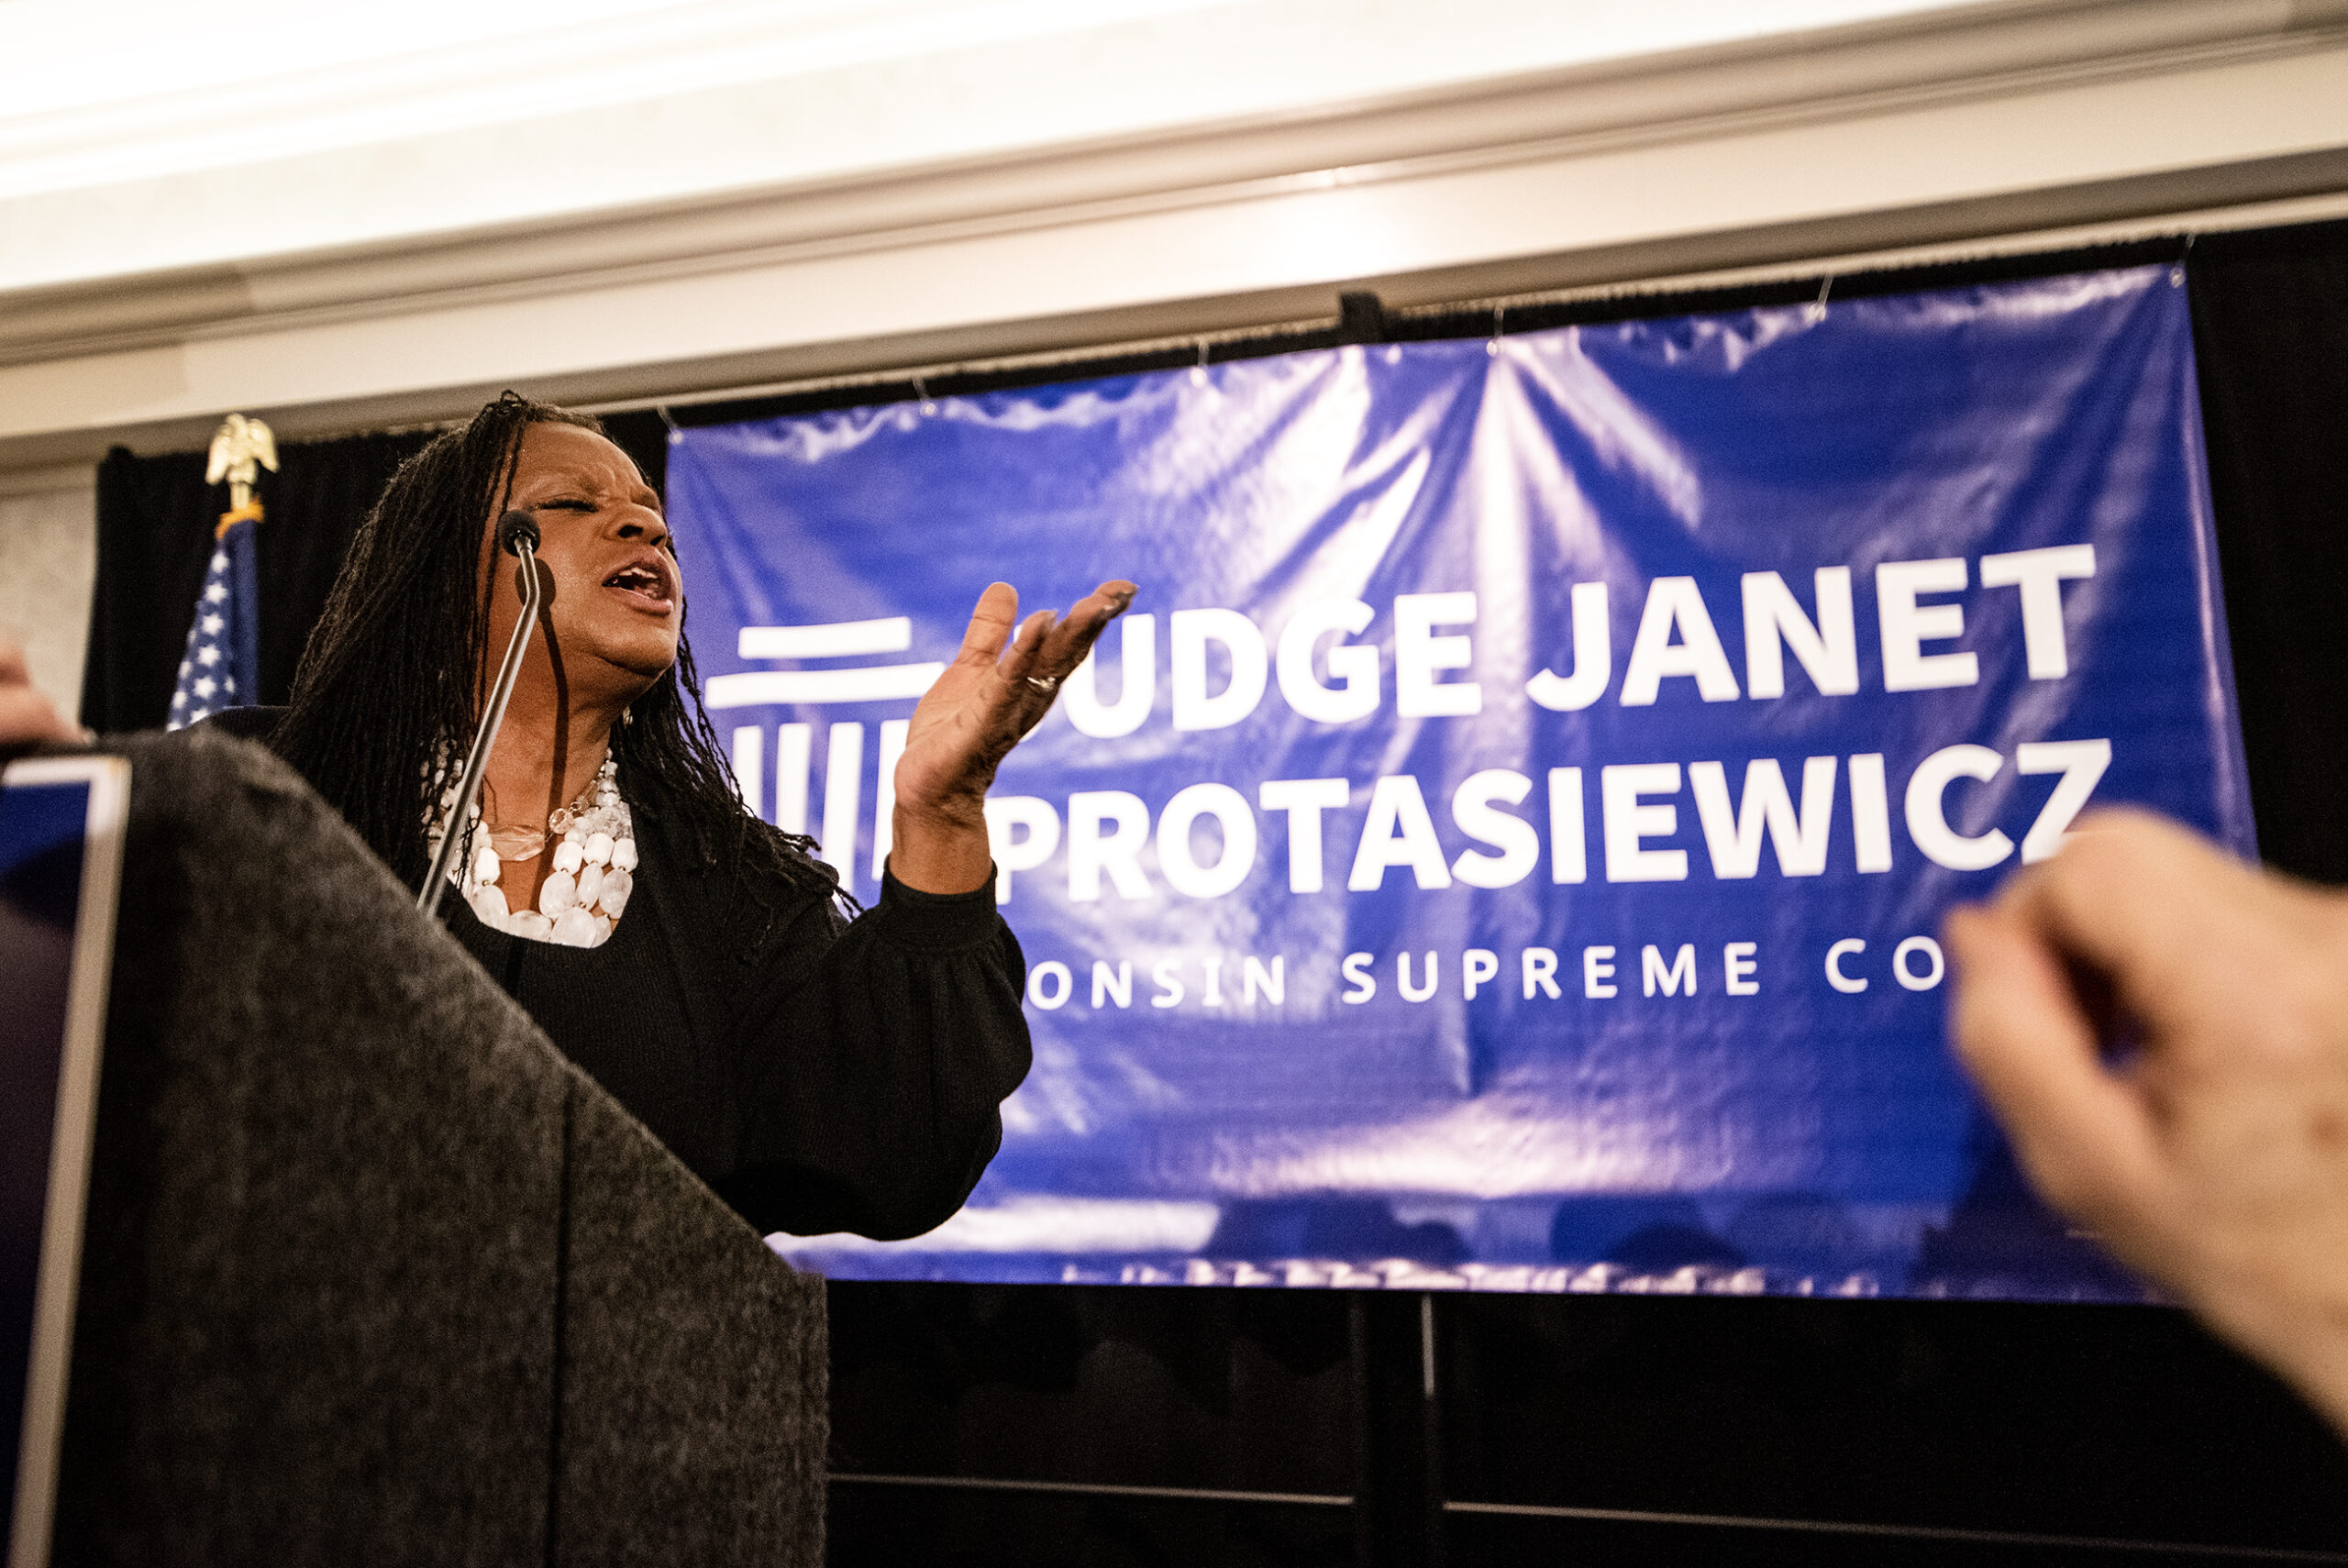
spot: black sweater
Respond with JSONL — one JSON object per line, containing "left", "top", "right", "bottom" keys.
{"left": 199, "top": 708, "right": 1032, "bottom": 1240}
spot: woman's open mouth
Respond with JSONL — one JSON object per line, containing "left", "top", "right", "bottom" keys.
{"left": 603, "top": 557, "right": 675, "bottom": 613}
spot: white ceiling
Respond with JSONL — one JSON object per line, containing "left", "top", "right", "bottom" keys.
{"left": 3, "top": 0, "right": 2344, "bottom": 468}
{"left": 0, "top": 0, "right": 1963, "bottom": 293}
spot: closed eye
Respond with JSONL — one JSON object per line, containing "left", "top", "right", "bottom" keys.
{"left": 535, "top": 498, "right": 596, "bottom": 513}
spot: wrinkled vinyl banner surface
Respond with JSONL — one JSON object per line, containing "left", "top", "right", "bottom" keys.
{"left": 672, "top": 267, "right": 2250, "bottom": 1300}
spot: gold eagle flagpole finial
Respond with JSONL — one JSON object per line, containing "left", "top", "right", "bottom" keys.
{"left": 205, "top": 414, "right": 279, "bottom": 536}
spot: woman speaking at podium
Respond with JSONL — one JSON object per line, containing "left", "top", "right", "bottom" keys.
{"left": 204, "top": 392, "right": 1134, "bottom": 1242}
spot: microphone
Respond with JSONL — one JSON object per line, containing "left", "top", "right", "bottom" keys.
{"left": 497, "top": 509, "right": 540, "bottom": 558}
{"left": 418, "top": 509, "right": 547, "bottom": 917}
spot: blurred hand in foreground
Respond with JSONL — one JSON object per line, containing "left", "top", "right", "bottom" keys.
{"left": 0, "top": 634, "right": 82, "bottom": 758}
{"left": 1947, "top": 808, "right": 2348, "bottom": 1437}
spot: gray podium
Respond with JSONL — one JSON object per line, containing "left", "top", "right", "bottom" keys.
{"left": 51, "top": 730, "right": 826, "bottom": 1566}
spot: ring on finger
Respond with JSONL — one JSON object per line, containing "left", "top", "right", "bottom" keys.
{"left": 1024, "top": 674, "right": 1060, "bottom": 695}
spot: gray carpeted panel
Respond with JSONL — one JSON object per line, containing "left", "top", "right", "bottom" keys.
{"left": 54, "top": 728, "right": 565, "bottom": 1565}
{"left": 558, "top": 1081, "right": 828, "bottom": 1567}
{"left": 50, "top": 729, "right": 825, "bottom": 1566}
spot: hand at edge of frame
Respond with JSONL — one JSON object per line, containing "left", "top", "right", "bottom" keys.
{"left": 1946, "top": 806, "right": 2348, "bottom": 1437}
{"left": 0, "top": 634, "right": 85, "bottom": 760}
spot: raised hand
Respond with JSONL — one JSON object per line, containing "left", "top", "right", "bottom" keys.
{"left": 1946, "top": 808, "right": 2348, "bottom": 1437}
{"left": 887, "top": 579, "right": 1136, "bottom": 894}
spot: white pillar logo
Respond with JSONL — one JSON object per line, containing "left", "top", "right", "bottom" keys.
{"left": 705, "top": 618, "right": 943, "bottom": 894}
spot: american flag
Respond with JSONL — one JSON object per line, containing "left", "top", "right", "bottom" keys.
{"left": 165, "top": 511, "right": 260, "bottom": 730}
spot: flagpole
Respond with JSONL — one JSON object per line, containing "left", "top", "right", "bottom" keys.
{"left": 169, "top": 415, "right": 278, "bottom": 730}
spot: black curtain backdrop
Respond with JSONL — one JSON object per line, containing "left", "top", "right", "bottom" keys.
{"left": 82, "top": 429, "right": 433, "bottom": 732}
{"left": 74, "top": 221, "right": 2348, "bottom": 1564}
{"left": 2188, "top": 220, "right": 2348, "bottom": 886}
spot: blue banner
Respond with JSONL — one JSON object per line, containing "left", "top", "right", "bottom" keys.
{"left": 671, "top": 267, "right": 2248, "bottom": 1300}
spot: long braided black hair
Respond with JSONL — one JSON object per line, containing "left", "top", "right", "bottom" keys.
{"left": 273, "top": 392, "right": 839, "bottom": 927}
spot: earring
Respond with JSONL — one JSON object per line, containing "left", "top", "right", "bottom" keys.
{"left": 621, "top": 705, "right": 634, "bottom": 726}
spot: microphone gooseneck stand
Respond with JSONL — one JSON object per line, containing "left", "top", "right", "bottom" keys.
{"left": 418, "top": 510, "right": 544, "bottom": 918}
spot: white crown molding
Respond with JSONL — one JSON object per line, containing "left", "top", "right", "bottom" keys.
{"left": 6, "top": 0, "right": 2342, "bottom": 369}
{"left": 3, "top": 0, "right": 2344, "bottom": 469}
{"left": 0, "top": 463, "right": 98, "bottom": 501}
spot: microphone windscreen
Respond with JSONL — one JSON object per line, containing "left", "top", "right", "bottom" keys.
{"left": 498, "top": 509, "right": 541, "bottom": 557}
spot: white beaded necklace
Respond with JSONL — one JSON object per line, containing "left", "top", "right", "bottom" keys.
{"left": 424, "top": 751, "right": 639, "bottom": 948}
